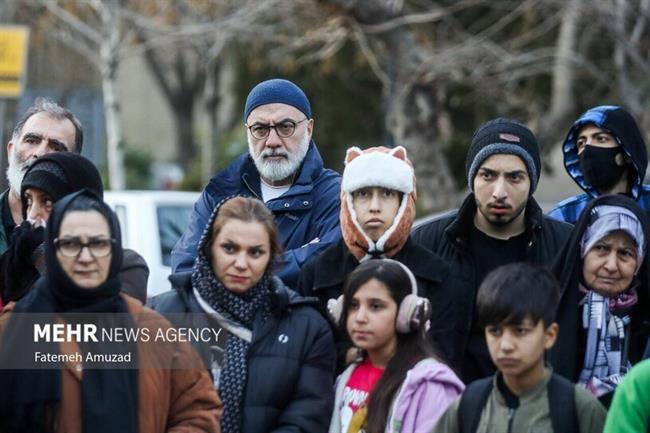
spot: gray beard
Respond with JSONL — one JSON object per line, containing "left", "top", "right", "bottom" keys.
{"left": 249, "top": 134, "right": 310, "bottom": 182}
{"left": 5, "top": 150, "right": 30, "bottom": 199}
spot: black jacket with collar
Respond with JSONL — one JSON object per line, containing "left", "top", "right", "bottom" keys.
{"left": 148, "top": 272, "right": 336, "bottom": 433}
{"left": 296, "top": 237, "right": 463, "bottom": 369}
{"left": 411, "top": 194, "right": 573, "bottom": 374}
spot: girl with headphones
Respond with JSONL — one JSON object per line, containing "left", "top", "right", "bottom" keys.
{"left": 328, "top": 259, "right": 464, "bottom": 433}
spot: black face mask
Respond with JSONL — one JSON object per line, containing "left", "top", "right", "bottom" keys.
{"left": 579, "top": 145, "right": 627, "bottom": 191}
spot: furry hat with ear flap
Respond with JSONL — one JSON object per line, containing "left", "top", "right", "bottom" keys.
{"left": 340, "top": 145, "right": 417, "bottom": 261}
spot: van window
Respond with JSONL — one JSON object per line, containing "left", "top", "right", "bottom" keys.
{"left": 157, "top": 205, "right": 193, "bottom": 267}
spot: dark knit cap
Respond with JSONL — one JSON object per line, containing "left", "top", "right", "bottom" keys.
{"left": 20, "top": 152, "right": 104, "bottom": 218}
{"left": 466, "top": 118, "right": 541, "bottom": 193}
{"left": 243, "top": 78, "right": 312, "bottom": 122}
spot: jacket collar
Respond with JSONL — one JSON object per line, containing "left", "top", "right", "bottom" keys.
{"left": 311, "top": 238, "right": 448, "bottom": 292}
{"left": 241, "top": 140, "right": 324, "bottom": 198}
{"left": 445, "top": 193, "right": 544, "bottom": 248}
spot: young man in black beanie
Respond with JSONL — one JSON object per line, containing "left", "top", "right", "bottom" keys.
{"left": 549, "top": 105, "right": 650, "bottom": 224}
{"left": 412, "top": 118, "right": 572, "bottom": 384}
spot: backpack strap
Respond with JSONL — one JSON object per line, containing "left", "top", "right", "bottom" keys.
{"left": 458, "top": 377, "right": 493, "bottom": 433}
{"left": 547, "top": 373, "right": 578, "bottom": 433}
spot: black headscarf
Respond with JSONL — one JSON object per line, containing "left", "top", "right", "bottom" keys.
{"left": 0, "top": 190, "right": 138, "bottom": 433}
{"left": 551, "top": 194, "right": 650, "bottom": 380}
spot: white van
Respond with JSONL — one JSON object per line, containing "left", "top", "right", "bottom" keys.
{"left": 104, "top": 190, "right": 199, "bottom": 298}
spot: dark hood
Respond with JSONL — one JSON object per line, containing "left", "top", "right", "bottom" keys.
{"left": 562, "top": 105, "right": 647, "bottom": 199}
{"left": 20, "top": 152, "right": 104, "bottom": 219}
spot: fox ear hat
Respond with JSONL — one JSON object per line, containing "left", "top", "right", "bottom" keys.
{"left": 340, "top": 146, "right": 417, "bottom": 261}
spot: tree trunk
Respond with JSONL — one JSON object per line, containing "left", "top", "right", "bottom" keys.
{"left": 100, "top": 0, "right": 125, "bottom": 190}
{"left": 319, "top": 0, "right": 460, "bottom": 213}
{"left": 381, "top": 30, "right": 459, "bottom": 212}
{"left": 537, "top": 0, "right": 581, "bottom": 153}
{"left": 202, "top": 58, "right": 220, "bottom": 184}
{"left": 172, "top": 95, "right": 196, "bottom": 170}
{"left": 387, "top": 81, "right": 458, "bottom": 212}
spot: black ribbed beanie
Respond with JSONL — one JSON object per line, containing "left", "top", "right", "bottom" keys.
{"left": 466, "top": 118, "right": 541, "bottom": 193}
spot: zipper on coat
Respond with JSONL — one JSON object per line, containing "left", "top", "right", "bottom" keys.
{"left": 241, "top": 174, "right": 262, "bottom": 200}
{"left": 507, "top": 407, "right": 516, "bottom": 433}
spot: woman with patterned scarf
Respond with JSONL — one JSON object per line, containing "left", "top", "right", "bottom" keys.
{"left": 552, "top": 194, "right": 650, "bottom": 407}
{"left": 150, "top": 196, "right": 336, "bottom": 433}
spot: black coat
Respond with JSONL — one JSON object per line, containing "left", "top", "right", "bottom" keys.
{"left": 411, "top": 194, "right": 573, "bottom": 377}
{"left": 296, "top": 237, "right": 462, "bottom": 369}
{"left": 551, "top": 194, "right": 650, "bottom": 380}
{"left": 149, "top": 273, "right": 336, "bottom": 433}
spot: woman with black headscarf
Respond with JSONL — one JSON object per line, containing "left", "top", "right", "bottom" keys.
{"left": 552, "top": 194, "right": 650, "bottom": 405}
{"left": 0, "top": 190, "right": 221, "bottom": 433}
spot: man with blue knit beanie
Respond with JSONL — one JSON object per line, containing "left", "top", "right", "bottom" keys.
{"left": 172, "top": 78, "right": 341, "bottom": 288}
{"left": 412, "top": 118, "right": 572, "bottom": 383}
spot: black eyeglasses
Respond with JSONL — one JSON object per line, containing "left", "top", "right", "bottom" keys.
{"left": 245, "top": 118, "right": 308, "bottom": 139}
{"left": 54, "top": 237, "right": 115, "bottom": 257}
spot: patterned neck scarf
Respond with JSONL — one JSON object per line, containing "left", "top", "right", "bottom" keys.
{"left": 578, "top": 287, "right": 632, "bottom": 397}
{"left": 192, "top": 253, "right": 272, "bottom": 433}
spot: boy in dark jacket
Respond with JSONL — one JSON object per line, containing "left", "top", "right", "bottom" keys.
{"left": 433, "top": 263, "right": 606, "bottom": 433}
{"left": 412, "top": 118, "right": 572, "bottom": 383}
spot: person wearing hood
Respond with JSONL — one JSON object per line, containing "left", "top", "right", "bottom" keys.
{"left": 551, "top": 194, "right": 650, "bottom": 406}
{"left": 149, "top": 196, "right": 336, "bottom": 433}
{"left": 171, "top": 78, "right": 341, "bottom": 289}
{"left": 549, "top": 105, "right": 649, "bottom": 224}
{"left": 412, "top": 118, "right": 572, "bottom": 384}
{"left": 297, "top": 146, "right": 461, "bottom": 370}
{"left": 0, "top": 152, "right": 149, "bottom": 305}
{"left": 0, "top": 190, "right": 221, "bottom": 433}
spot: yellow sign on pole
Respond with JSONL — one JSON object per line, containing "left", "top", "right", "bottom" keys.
{"left": 0, "top": 25, "right": 29, "bottom": 98}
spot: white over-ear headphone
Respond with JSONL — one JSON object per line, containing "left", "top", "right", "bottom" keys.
{"left": 327, "top": 259, "right": 432, "bottom": 334}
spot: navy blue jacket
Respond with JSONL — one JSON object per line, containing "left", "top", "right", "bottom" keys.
{"left": 171, "top": 142, "right": 341, "bottom": 288}
{"left": 148, "top": 273, "right": 336, "bottom": 433}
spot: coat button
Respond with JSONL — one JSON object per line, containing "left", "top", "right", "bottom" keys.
{"left": 284, "top": 203, "right": 290, "bottom": 208}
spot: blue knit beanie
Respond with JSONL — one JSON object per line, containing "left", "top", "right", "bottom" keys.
{"left": 243, "top": 79, "right": 312, "bottom": 122}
